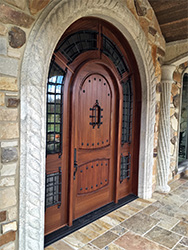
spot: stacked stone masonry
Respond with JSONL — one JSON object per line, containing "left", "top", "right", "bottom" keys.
{"left": 0, "top": 0, "right": 185, "bottom": 249}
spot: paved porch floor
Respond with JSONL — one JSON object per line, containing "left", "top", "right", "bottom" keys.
{"left": 45, "top": 177, "right": 188, "bottom": 250}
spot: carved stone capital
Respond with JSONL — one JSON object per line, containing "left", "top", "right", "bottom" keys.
{"left": 161, "top": 64, "right": 176, "bottom": 82}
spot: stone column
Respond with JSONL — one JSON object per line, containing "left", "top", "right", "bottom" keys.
{"left": 156, "top": 65, "right": 176, "bottom": 193}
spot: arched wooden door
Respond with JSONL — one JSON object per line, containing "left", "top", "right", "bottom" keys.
{"left": 71, "top": 62, "right": 118, "bottom": 219}
{"left": 45, "top": 17, "right": 141, "bottom": 235}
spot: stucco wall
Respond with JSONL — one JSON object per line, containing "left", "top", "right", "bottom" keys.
{"left": 0, "top": 0, "right": 167, "bottom": 249}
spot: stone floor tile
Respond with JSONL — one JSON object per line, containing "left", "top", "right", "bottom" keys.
{"left": 118, "top": 205, "right": 140, "bottom": 216}
{"left": 52, "top": 240, "right": 74, "bottom": 250}
{"left": 162, "top": 193, "right": 185, "bottom": 207}
{"left": 111, "top": 210, "right": 129, "bottom": 220}
{"left": 100, "top": 215, "right": 121, "bottom": 227}
{"left": 93, "top": 219, "right": 113, "bottom": 232}
{"left": 79, "top": 243, "right": 99, "bottom": 249}
{"left": 120, "top": 212, "right": 159, "bottom": 235}
{"left": 105, "top": 243, "right": 124, "bottom": 250}
{"left": 142, "top": 204, "right": 160, "bottom": 215}
{"left": 169, "top": 179, "right": 186, "bottom": 190}
{"left": 45, "top": 246, "right": 56, "bottom": 250}
{"left": 151, "top": 211, "right": 180, "bottom": 230}
{"left": 172, "top": 221, "right": 188, "bottom": 237}
{"left": 180, "top": 236, "right": 188, "bottom": 246}
{"left": 115, "top": 231, "right": 168, "bottom": 250}
{"left": 180, "top": 202, "right": 188, "bottom": 211}
{"left": 63, "top": 233, "right": 85, "bottom": 249}
{"left": 110, "top": 225, "right": 127, "bottom": 236}
{"left": 91, "top": 231, "right": 118, "bottom": 249}
{"left": 172, "top": 186, "right": 188, "bottom": 198}
{"left": 79, "top": 225, "right": 100, "bottom": 240}
{"left": 173, "top": 244, "right": 188, "bottom": 250}
{"left": 145, "top": 226, "right": 182, "bottom": 249}
{"left": 128, "top": 198, "right": 152, "bottom": 210}
{"left": 158, "top": 205, "right": 188, "bottom": 223}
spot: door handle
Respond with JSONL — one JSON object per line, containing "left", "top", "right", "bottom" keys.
{"left": 73, "top": 148, "right": 78, "bottom": 180}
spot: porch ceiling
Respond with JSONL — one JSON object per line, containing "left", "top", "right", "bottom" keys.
{"left": 148, "top": 0, "right": 188, "bottom": 43}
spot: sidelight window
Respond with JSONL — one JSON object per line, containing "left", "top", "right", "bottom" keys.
{"left": 46, "top": 60, "right": 66, "bottom": 155}
{"left": 121, "top": 77, "right": 133, "bottom": 144}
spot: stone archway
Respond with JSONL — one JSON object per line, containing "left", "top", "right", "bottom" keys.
{"left": 19, "top": 0, "right": 156, "bottom": 249}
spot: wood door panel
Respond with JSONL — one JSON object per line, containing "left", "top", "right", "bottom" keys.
{"left": 77, "top": 159, "right": 109, "bottom": 194}
{"left": 79, "top": 74, "right": 111, "bottom": 149}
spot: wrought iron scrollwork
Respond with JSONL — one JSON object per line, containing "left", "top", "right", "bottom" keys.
{"left": 89, "top": 100, "right": 103, "bottom": 128}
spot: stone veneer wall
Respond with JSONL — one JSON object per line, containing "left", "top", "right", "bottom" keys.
{"left": 170, "top": 62, "right": 188, "bottom": 178}
{"left": 0, "top": 0, "right": 165, "bottom": 249}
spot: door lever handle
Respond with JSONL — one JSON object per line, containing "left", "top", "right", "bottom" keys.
{"left": 73, "top": 148, "right": 78, "bottom": 180}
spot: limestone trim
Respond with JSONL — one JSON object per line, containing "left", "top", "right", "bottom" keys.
{"left": 19, "top": 0, "right": 156, "bottom": 249}
{"left": 156, "top": 65, "right": 176, "bottom": 193}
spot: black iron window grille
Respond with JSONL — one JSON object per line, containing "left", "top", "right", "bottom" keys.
{"left": 46, "top": 60, "right": 66, "bottom": 155}
{"left": 102, "top": 34, "right": 129, "bottom": 77}
{"left": 121, "top": 77, "right": 133, "bottom": 144}
{"left": 45, "top": 167, "right": 62, "bottom": 209}
{"left": 56, "top": 30, "right": 98, "bottom": 64}
{"left": 120, "top": 153, "right": 131, "bottom": 181}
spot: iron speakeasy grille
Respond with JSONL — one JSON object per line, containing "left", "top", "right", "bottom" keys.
{"left": 102, "top": 34, "right": 129, "bottom": 77}
{"left": 46, "top": 59, "right": 66, "bottom": 155}
{"left": 121, "top": 77, "right": 133, "bottom": 144}
{"left": 45, "top": 167, "right": 62, "bottom": 209}
{"left": 56, "top": 30, "right": 98, "bottom": 64}
{"left": 120, "top": 153, "right": 131, "bottom": 181}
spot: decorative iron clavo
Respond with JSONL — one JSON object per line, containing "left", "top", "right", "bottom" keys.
{"left": 89, "top": 100, "right": 103, "bottom": 128}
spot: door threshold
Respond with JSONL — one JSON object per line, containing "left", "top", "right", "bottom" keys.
{"left": 44, "top": 194, "right": 137, "bottom": 247}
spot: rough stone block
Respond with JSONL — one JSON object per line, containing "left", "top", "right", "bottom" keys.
{"left": 9, "top": 26, "right": 26, "bottom": 48}
{"left": 0, "top": 177, "right": 15, "bottom": 187}
{"left": 0, "top": 23, "right": 7, "bottom": 36}
{"left": 0, "top": 211, "right": 6, "bottom": 222}
{"left": 5, "top": 0, "right": 26, "bottom": 10}
{"left": 157, "top": 47, "right": 165, "bottom": 57}
{"left": 8, "top": 48, "right": 21, "bottom": 59}
{"left": 1, "top": 141, "right": 18, "bottom": 147}
{"left": 0, "top": 92, "right": 5, "bottom": 106}
{"left": 134, "top": 0, "right": 147, "bottom": 16}
{"left": 2, "top": 221, "right": 17, "bottom": 234}
{"left": 0, "top": 37, "right": 7, "bottom": 55}
{"left": 0, "top": 231, "right": 16, "bottom": 247}
{"left": 0, "top": 187, "right": 17, "bottom": 210}
{"left": 2, "top": 242, "right": 15, "bottom": 250}
{"left": 1, "top": 163, "right": 17, "bottom": 176}
{"left": 0, "top": 77, "right": 17, "bottom": 91}
{"left": 0, "top": 57, "right": 18, "bottom": 77}
{"left": 0, "top": 123, "right": 19, "bottom": 139}
{"left": 148, "top": 26, "right": 157, "bottom": 36}
{"left": 6, "top": 98, "right": 19, "bottom": 107}
{"left": 7, "top": 206, "right": 17, "bottom": 221}
{"left": 0, "top": 109, "right": 18, "bottom": 121}
{"left": 1, "top": 147, "right": 18, "bottom": 163}
{"left": 0, "top": 4, "right": 34, "bottom": 28}
{"left": 29, "top": 0, "right": 50, "bottom": 15}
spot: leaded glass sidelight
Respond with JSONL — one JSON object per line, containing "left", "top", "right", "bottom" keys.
{"left": 121, "top": 78, "right": 133, "bottom": 144}
{"left": 120, "top": 154, "right": 131, "bottom": 181}
{"left": 102, "top": 34, "right": 129, "bottom": 77}
{"left": 46, "top": 60, "right": 66, "bottom": 155}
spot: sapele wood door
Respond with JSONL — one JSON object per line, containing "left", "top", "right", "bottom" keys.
{"left": 45, "top": 17, "right": 141, "bottom": 236}
{"left": 71, "top": 62, "right": 117, "bottom": 219}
